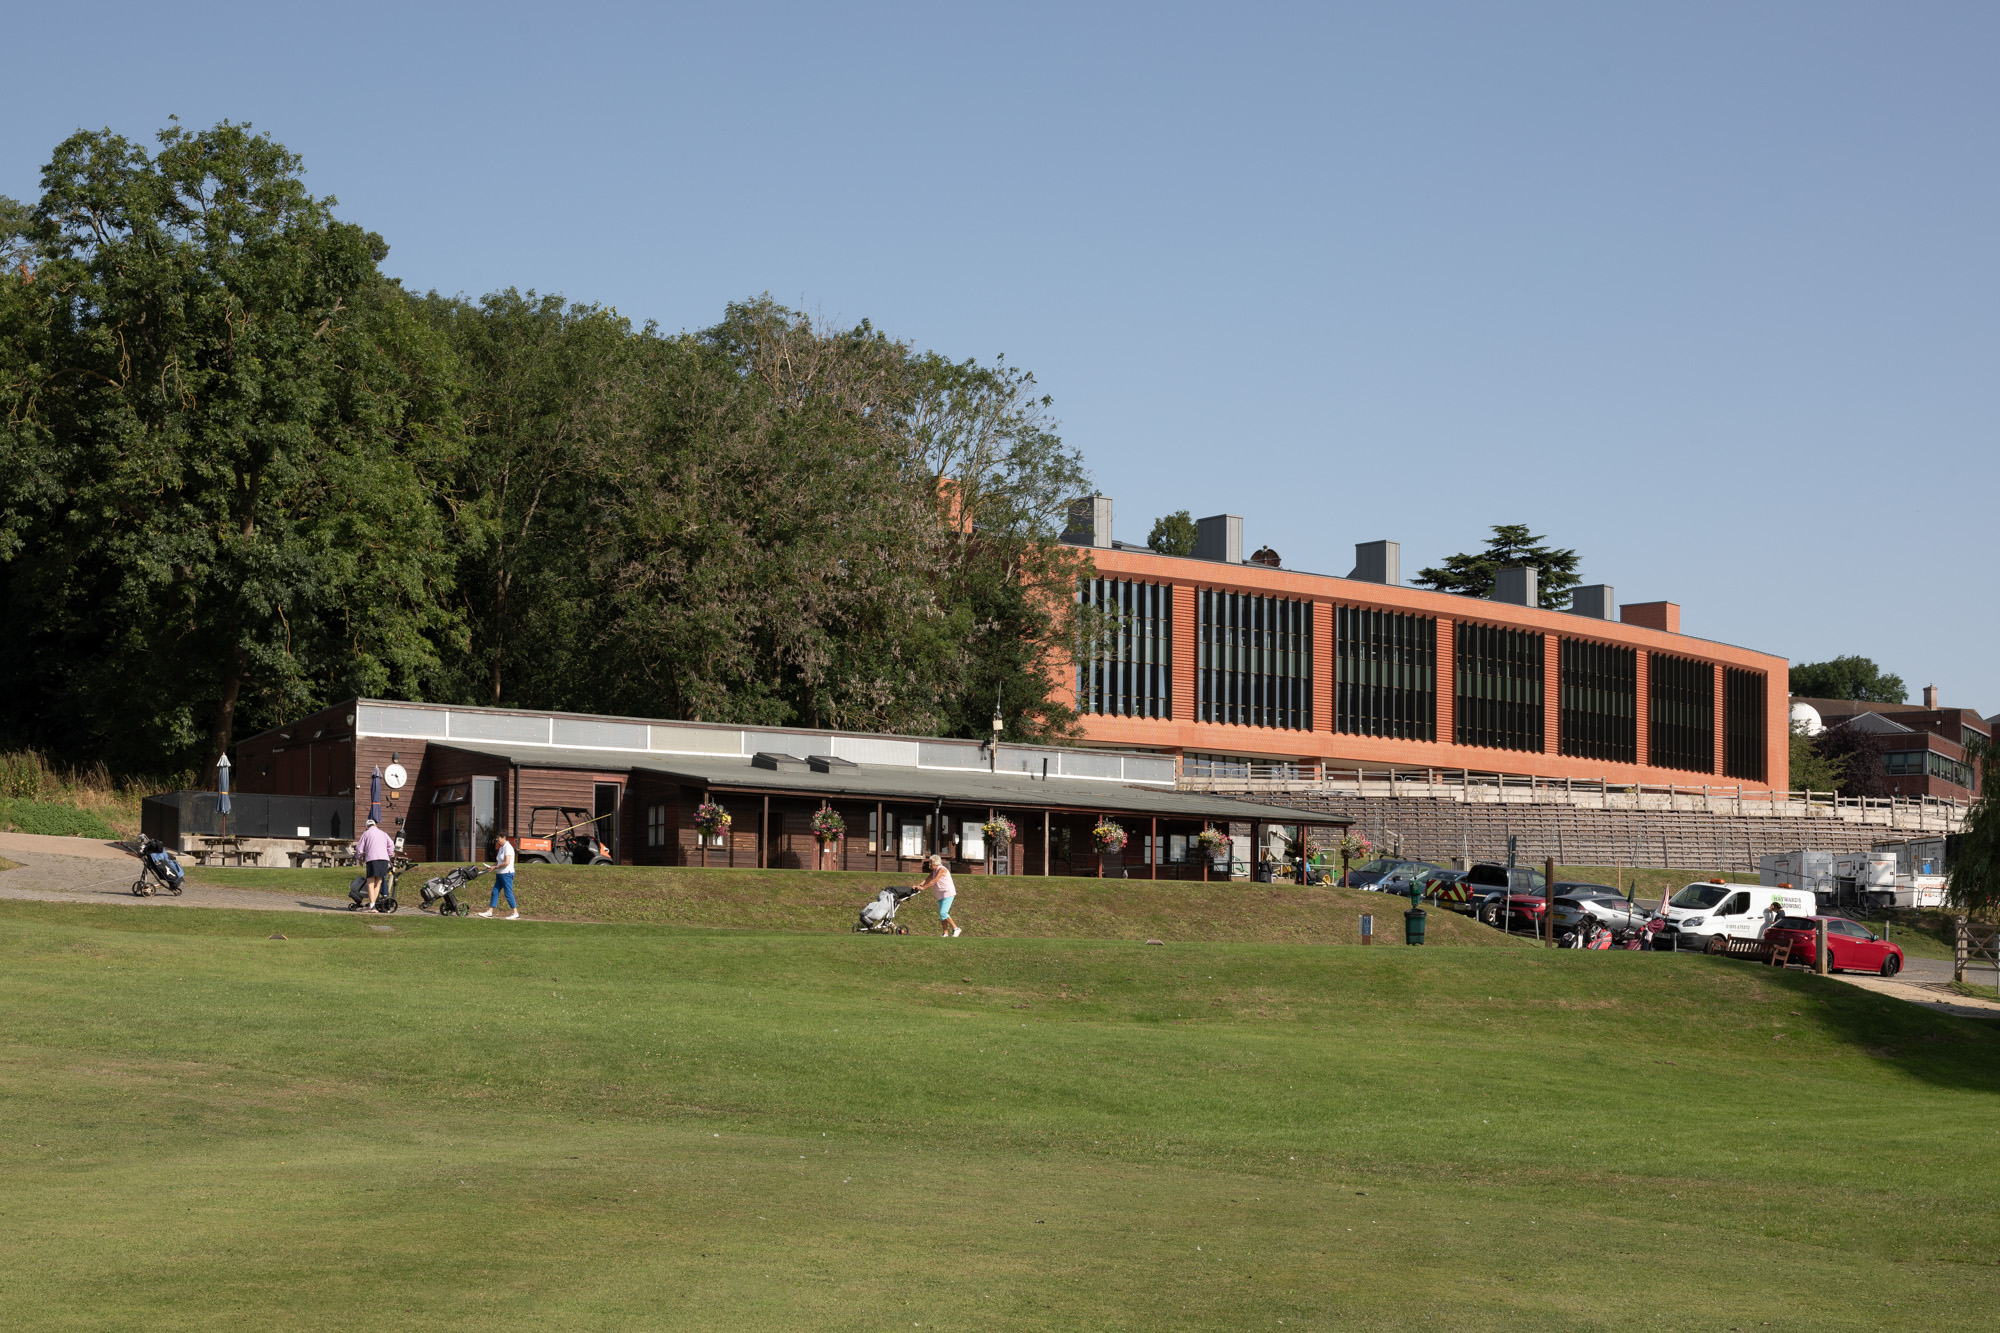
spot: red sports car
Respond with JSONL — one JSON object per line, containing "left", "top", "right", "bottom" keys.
{"left": 1763, "top": 916, "right": 1905, "bottom": 977}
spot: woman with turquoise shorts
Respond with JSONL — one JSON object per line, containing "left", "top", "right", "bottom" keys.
{"left": 913, "top": 854, "right": 961, "bottom": 937}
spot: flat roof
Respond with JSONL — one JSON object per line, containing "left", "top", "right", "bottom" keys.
{"left": 433, "top": 742, "right": 1347, "bottom": 826}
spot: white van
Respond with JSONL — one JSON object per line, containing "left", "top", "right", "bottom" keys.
{"left": 1662, "top": 882, "right": 1816, "bottom": 949}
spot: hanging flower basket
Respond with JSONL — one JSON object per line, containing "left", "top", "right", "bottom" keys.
{"left": 1195, "top": 827, "right": 1227, "bottom": 854}
{"left": 1092, "top": 819, "right": 1127, "bottom": 853}
{"left": 810, "top": 807, "right": 846, "bottom": 844}
{"left": 981, "top": 816, "right": 1017, "bottom": 845}
{"left": 694, "top": 800, "right": 732, "bottom": 838}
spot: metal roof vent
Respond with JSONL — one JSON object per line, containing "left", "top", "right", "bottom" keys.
{"left": 751, "top": 752, "right": 810, "bottom": 770}
{"left": 808, "top": 754, "right": 857, "bottom": 772}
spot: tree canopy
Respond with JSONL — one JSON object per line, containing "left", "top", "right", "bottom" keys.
{"left": 1146, "top": 510, "right": 1197, "bottom": 557}
{"left": 0, "top": 121, "right": 1096, "bottom": 775}
{"left": 1409, "top": 524, "right": 1581, "bottom": 609}
{"left": 1948, "top": 754, "right": 2000, "bottom": 918}
{"left": 1789, "top": 656, "right": 1907, "bottom": 703}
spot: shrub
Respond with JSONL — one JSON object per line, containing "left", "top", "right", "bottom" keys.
{"left": 0, "top": 799, "right": 120, "bottom": 839}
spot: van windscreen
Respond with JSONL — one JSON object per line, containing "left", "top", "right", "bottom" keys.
{"left": 1669, "top": 884, "right": 1732, "bottom": 909}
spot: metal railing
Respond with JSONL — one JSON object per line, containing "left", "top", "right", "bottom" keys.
{"left": 1176, "top": 764, "right": 1969, "bottom": 832}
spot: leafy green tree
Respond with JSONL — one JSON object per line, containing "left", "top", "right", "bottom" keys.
{"left": 0, "top": 194, "right": 31, "bottom": 270}
{"left": 1947, "top": 754, "right": 2000, "bottom": 918}
{"left": 1788, "top": 656, "right": 1906, "bottom": 703}
{"left": 1147, "top": 510, "right": 1197, "bottom": 556}
{"left": 0, "top": 122, "right": 464, "bottom": 776}
{"left": 1409, "top": 524, "right": 1581, "bottom": 609}
{"left": 1787, "top": 722, "right": 1845, "bottom": 792}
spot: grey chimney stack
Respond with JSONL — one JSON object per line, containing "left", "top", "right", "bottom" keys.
{"left": 1347, "top": 540, "right": 1400, "bottom": 585}
{"left": 1194, "top": 514, "right": 1243, "bottom": 564}
{"left": 1494, "top": 566, "right": 1538, "bottom": 607}
{"left": 1571, "top": 584, "right": 1614, "bottom": 619}
{"left": 1063, "top": 495, "right": 1114, "bottom": 548}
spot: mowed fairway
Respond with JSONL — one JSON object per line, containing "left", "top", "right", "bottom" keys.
{"left": 3, "top": 899, "right": 1997, "bottom": 1330}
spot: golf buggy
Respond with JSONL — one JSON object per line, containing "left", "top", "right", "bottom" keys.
{"left": 515, "top": 806, "right": 615, "bottom": 865}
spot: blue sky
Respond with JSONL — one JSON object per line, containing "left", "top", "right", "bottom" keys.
{"left": 6, "top": 2, "right": 1994, "bottom": 709}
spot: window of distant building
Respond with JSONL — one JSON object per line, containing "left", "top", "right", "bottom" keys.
{"left": 1455, "top": 623, "right": 1543, "bottom": 753}
{"left": 1335, "top": 607, "right": 1435, "bottom": 741}
{"left": 1197, "top": 590, "right": 1311, "bottom": 730}
{"left": 1077, "top": 578, "right": 1172, "bottom": 719}
{"left": 1649, "top": 654, "right": 1715, "bottom": 774}
{"left": 1724, "top": 668, "right": 1766, "bottom": 782}
{"left": 1559, "top": 639, "right": 1635, "bottom": 764}
{"left": 1889, "top": 750, "right": 1973, "bottom": 788}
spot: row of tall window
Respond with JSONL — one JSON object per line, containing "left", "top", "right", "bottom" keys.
{"left": 1076, "top": 578, "right": 1173, "bottom": 718}
{"left": 1197, "top": 589, "right": 1312, "bottom": 730}
{"left": 1077, "top": 579, "right": 1765, "bottom": 775}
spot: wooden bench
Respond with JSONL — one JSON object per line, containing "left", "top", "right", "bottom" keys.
{"left": 1706, "top": 935, "right": 1775, "bottom": 964}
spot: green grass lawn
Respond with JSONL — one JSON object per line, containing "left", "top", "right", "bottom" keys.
{"left": 186, "top": 863, "right": 1517, "bottom": 946}
{"left": 3, "top": 899, "right": 1997, "bottom": 1330}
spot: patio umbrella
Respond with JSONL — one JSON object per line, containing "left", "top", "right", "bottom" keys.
{"left": 368, "top": 766, "right": 383, "bottom": 826}
{"left": 216, "top": 753, "right": 232, "bottom": 815}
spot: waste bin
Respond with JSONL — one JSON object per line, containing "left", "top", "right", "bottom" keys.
{"left": 1405, "top": 907, "right": 1427, "bottom": 946}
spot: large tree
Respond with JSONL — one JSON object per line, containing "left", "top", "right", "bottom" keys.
{"left": 1146, "top": 510, "right": 1197, "bottom": 557}
{"left": 1948, "top": 754, "right": 2000, "bottom": 918}
{"left": 0, "top": 122, "right": 464, "bottom": 776}
{"left": 1789, "top": 656, "right": 1906, "bottom": 703}
{"left": 1410, "top": 524, "right": 1581, "bottom": 609}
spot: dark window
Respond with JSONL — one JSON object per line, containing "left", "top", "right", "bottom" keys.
{"left": 1197, "top": 590, "right": 1311, "bottom": 729}
{"left": 1078, "top": 578, "right": 1172, "bottom": 718}
{"left": 1724, "top": 667, "right": 1765, "bottom": 781}
{"left": 1892, "top": 750, "right": 1975, "bottom": 788}
{"left": 1649, "top": 654, "right": 1714, "bottom": 773}
{"left": 1335, "top": 607, "right": 1435, "bottom": 740}
{"left": 1454, "top": 623, "right": 1544, "bottom": 752}
{"left": 1559, "top": 639, "right": 1636, "bottom": 763}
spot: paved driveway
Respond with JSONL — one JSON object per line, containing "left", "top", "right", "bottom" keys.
{"left": 0, "top": 846, "right": 352, "bottom": 914}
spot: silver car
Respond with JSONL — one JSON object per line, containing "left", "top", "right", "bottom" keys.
{"left": 1548, "top": 883, "right": 1648, "bottom": 933}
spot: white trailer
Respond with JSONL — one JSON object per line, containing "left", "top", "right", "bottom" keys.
{"left": 1760, "top": 850, "right": 1836, "bottom": 903}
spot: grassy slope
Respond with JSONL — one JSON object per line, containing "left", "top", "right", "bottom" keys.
{"left": 186, "top": 863, "right": 1518, "bottom": 946}
{"left": 1555, "top": 865, "right": 1758, "bottom": 899}
{"left": 3, "top": 900, "right": 1998, "bottom": 1331}
{"left": 0, "top": 798, "right": 121, "bottom": 838}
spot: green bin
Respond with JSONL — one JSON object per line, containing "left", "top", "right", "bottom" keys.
{"left": 1404, "top": 908, "right": 1427, "bottom": 946}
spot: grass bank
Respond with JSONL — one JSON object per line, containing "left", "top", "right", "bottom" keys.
{"left": 1, "top": 901, "right": 1996, "bottom": 1330}
{"left": 187, "top": 862, "right": 1518, "bottom": 946}
{"left": 1555, "top": 864, "right": 1758, "bottom": 900}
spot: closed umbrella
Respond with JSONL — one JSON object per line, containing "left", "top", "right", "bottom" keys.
{"left": 369, "top": 766, "right": 383, "bottom": 826}
{"left": 216, "top": 753, "right": 233, "bottom": 815}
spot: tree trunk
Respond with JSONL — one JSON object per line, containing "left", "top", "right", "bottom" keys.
{"left": 206, "top": 644, "right": 249, "bottom": 786}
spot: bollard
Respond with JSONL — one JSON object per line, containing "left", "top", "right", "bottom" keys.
{"left": 1359, "top": 913, "right": 1374, "bottom": 945}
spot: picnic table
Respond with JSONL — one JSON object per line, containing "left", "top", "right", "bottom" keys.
{"left": 291, "top": 837, "right": 354, "bottom": 869}
{"left": 191, "top": 835, "right": 259, "bottom": 867}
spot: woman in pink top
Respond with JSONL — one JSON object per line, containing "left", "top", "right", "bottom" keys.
{"left": 913, "top": 854, "right": 961, "bottom": 937}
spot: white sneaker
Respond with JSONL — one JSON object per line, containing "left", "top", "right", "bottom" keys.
{"left": 951, "top": 925, "right": 962, "bottom": 937}
{"left": 476, "top": 909, "right": 493, "bottom": 918}
{"left": 505, "top": 911, "right": 520, "bottom": 920}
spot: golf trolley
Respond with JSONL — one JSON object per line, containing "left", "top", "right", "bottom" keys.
{"left": 130, "top": 837, "right": 186, "bottom": 897}
{"left": 349, "top": 854, "right": 416, "bottom": 914}
{"left": 854, "top": 885, "right": 922, "bottom": 934}
{"left": 419, "top": 863, "right": 486, "bottom": 917}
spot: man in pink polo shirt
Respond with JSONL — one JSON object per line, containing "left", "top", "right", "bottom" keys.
{"left": 354, "top": 819, "right": 395, "bottom": 912}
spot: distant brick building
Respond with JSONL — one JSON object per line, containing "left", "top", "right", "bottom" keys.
{"left": 1794, "top": 692, "right": 1988, "bottom": 802}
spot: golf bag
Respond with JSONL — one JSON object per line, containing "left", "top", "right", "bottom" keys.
{"left": 854, "top": 885, "right": 921, "bottom": 934}
{"left": 420, "top": 864, "right": 486, "bottom": 917}
{"left": 130, "top": 837, "right": 186, "bottom": 897}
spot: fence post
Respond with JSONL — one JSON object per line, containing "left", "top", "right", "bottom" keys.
{"left": 1956, "top": 917, "right": 1968, "bottom": 984}
{"left": 1815, "top": 920, "right": 1829, "bottom": 976}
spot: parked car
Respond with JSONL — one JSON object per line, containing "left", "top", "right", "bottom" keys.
{"left": 1373, "top": 862, "right": 1446, "bottom": 896}
{"left": 1660, "top": 882, "right": 1815, "bottom": 950}
{"left": 1344, "top": 858, "right": 1445, "bottom": 889}
{"left": 1762, "top": 915, "right": 1905, "bottom": 977}
{"left": 1549, "top": 883, "right": 1648, "bottom": 934}
{"left": 1432, "top": 861, "right": 1545, "bottom": 916}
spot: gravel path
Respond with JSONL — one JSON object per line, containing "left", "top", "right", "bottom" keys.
{"left": 0, "top": 849, "right": 356, "bottom": 915}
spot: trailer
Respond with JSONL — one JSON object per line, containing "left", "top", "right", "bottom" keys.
{"left": 1759, "top": 850, "right": 1836, "bottom": 904}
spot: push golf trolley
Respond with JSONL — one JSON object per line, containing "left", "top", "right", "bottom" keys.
{"left": 419, "top": 864, "right": 486, "bottom": 917}
{"left": 130, "top": 837, "right": 186, "bottom": 897}
{"left": 854, "top": 885, "right": 922, "bottom": 934}
{"left": 348, "top": 854, "right": 416, "bottom": 914}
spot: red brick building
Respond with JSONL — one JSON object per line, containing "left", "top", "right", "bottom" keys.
{"left": 1061, "top": 504, "right": 1790, "bottom": 791}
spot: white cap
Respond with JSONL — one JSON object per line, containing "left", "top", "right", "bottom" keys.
{"left": 366, "top": 818, "right": 378, "bottom": 827}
